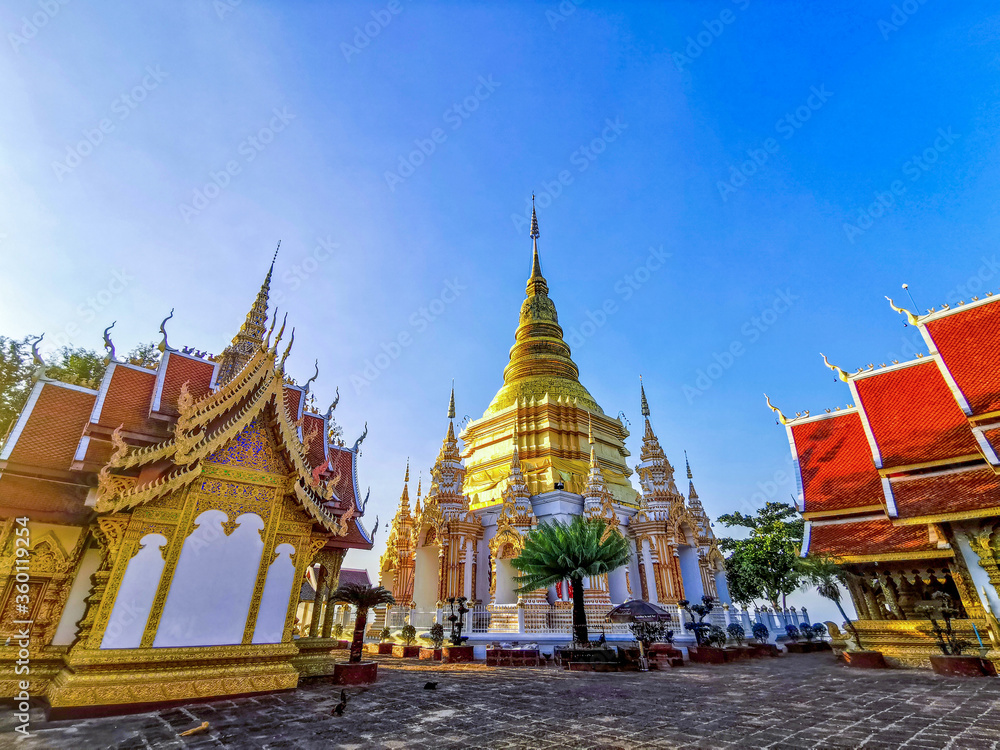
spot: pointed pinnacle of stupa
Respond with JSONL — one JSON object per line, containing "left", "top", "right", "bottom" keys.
{"left": 216, "top": 248, "right": 280, "bottom": 384}
{"left": 404, "top": 458, "right": 410, "bottom": 484}
{"left": 685, "top": 450, "right": 700, "bottom": 500}
{"left": 526, "top": 195, "right": 548, "bottom": 297}
{"left": 448, "top": 381, "right": 456, "bottom": 420}
{"left": 398, "top": 460, "right": 411, "bottom": 513}
{"left": 640, "top": 375, "right": 650, "bottom": 417}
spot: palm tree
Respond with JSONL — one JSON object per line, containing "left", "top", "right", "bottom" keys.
{"left": 799, "top": 556, "right": 863, "bottom": 650}
{"left": 330, "top": 583, "right": 396, "bottom": 663}
{"left": 512, "top": 516, "right": 632, "bottom": 644}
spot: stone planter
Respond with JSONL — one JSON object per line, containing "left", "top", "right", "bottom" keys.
{"left": 722, "top": 648, "right": 747, "bottom": 661}
{"left": 332, "top": 661, "right": 378, "bottom": 685}
{"left": 929, "top": 654, "right": 998, "bottom": 678}
{"left": 844, "top": 650, "right": 887, "bottom": 669}
{"left": 784, "top": 642, "right": 813, "bottom": 654}
{"left": 736, "top": 646, "right": 757, "bottom": 659}
{"left": 687, "top": 646, "right": 727, "bottom": 665}
{"left": 419, "top": 647, "right": 443, "bottom": 661}
{"left": 391, "top": 644, "right": 421, "bottom": 658}
{"left": 365, "top": 643, "right": 394, "bottom": 655}
{"left": 813, "top": 641, "right": 832, "bottom": 651}
{"left": 442, "top": 645, "right": 476, "bottom": 663}
{"left": 750, "top": 643, "right": 780, "bottom": 658}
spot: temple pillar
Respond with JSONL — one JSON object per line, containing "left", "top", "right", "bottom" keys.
{"left": 308, "top": 565, "right": 326, "bottom": 638}
{"left": 319, "top": 549, "right": 346, "bottom": 638}
{"left": 876, "top": 572, "right": 904, "bottom": 620}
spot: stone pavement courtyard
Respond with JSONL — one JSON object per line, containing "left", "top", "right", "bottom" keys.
{"left": 3, "top": 653, "right": 1000, "bottom": 749}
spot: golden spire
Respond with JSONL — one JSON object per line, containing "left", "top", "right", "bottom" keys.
{"left": 217, "top": 245, "right": 279, "bottom": 384}
{"left": 487, "top": 198, "right": 599, "bottom": 413}
{"left": 685, "top": 450, "right": 699, "bottom": 500}
{"left": 448, "top": 381, "right": 456, "bottom": 419}
{"left": 640, "top": 375, "right": 650, "bottom": 417}
{"left": 398, "top": 460, "right": 411, "bottom": 516}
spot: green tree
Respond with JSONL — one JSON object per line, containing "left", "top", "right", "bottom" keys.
{"left": 46, "top": 346, "right": 106, "bottom": 388}
{"left": 126, "top": 342, "right": 161, "bottom": 367}
{"left": 798, "top": 556, "right": 864, "bottom": 650}
{"left": 330, "top": 583, "right": 396, "bottom": 663}
{"left": 0, "top": 336, "right": 33, "bottom": 440}
{"left": 717, "top": 502, "right": 804, "bottom": 610}
{"left": 512, "top": 516, "right": 632, "bottom": 644}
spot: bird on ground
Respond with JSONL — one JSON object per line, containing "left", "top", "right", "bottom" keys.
{"left": 332, "top": 690, "right": 348, "bottom": 716}
{"left": 424, "top": 681, "right": 438, "bottom": 690}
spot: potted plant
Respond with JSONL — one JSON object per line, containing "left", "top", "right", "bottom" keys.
{"left": 626, "top": 620, "right": 679, "bottom": 669}
{"left": 809, "top": 623, "right": 831, "bottom": 651}
{"left": 392, "top": 624, "right": 421, "bottom": 658}
{"left": 727, "top": 623, "right": 755, "bottom": 658}
{"left": 329, "top": 583, "right": 395, "bottom": 685}
{"left": 441, "top": 597, "right": 476, "bottom": 663}
{"left": 750, "top": 622, "right": 779, "bottom": 657}
{"left": 800, "top": 557, "right": 886, "bottom": 668}
{"left": 682, "top": 596, "right": 727, "bottom": 664}
{"left": 420, "top": 623, "right": 445, "bottom": 661}
{"left": 785, "top": 623, "right": 810, "bottom": 653}
{"left": 332, "top": 623, "right": 349, "bottom": 649}
{"left": 916, "top": 593, "right": 997, "bottom": 677}
{"left": 366, "top": 625, "right": 395, "bottom": 656}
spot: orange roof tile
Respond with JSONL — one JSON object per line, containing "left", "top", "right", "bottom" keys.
{"left": 855, "top": 360, "right": 978, "bottom": 467}
{"left": 809, "top": 518, "right": 938, "bottom": 558}
{"left": 302, "top": 413, "right": 327, "bottom": 468}
{"left": 327, "top": 445, "right": 358, "bottom": 509}
{"left": 792, "top": 412, "right": 884, "bottom": 514}
{"left": 156, "top": 352, "right": 216, "bottom": 416}
{"left": 890, "top": 465, "right": 1000, "bottom": 520}
{"left": 5, "top": 383, "right": 95, "bottom": 470}
{"left": 925, "top": 300, "right": 1000, "bottom": 415}
{"left": 93, "top": 364, "right": 159, "bottom": 434}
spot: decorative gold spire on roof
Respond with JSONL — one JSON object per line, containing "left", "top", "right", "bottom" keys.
{"left": 820, "top": 353, "right": 850, "bottom": 383}
{"left": 486, "top": 199, "right": 599, "bottom": 414}
{"left": 448, "top": 381, "right": 456, "bottom": 419}
{"left": 685, "top": 450, "right": 699, "bottom": 501}
{"left": 217, "top": 246, "right": 279, "bottom": 385}
{"left": 640, "top": 375, "right": 650, "bottom": 417}
{"left": 764, "top": 393, "right": 789, "bottom": 425}
{"left": 885, "top": 295, "right": 920, "bottom": 326}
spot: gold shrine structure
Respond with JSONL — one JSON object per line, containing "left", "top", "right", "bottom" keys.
{"left": 0, "top": 256, "right": 374, "bottom": 715}
{"left": 769, "top": 290, "right": 1000, "bottom": 667}
{"left": 377, "top": 205, "right": 727, "bottom": 637}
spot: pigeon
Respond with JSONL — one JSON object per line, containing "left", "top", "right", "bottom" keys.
{"left": 424, "top": 681, "right": 438, "bottom": 690}
{"left": 332, "top": 689, "right": 348, "bottom": 716}
{"left": 179, "top": 722, "right": 209, "bottom": 736}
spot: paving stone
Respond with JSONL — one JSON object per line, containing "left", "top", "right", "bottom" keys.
{"left": 5, "top": 654, "right": 1000, "bottom": 748}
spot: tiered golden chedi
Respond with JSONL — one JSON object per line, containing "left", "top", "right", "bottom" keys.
{"left": 462, "top": 209, "right": 636, "bottom": 507}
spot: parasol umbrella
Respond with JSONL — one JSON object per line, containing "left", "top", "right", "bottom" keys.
{"left": 606, "top": 599, "right": 674, "bottom": 624}
{"left": 605, "top": 600, "right": 674, "bottom": 671}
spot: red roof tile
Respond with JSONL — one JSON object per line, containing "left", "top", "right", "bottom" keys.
{"left": 327, "top": 445, "right": 358, "bottom": 509}
{"left": 302, "top": 413, "right": 327, "bottom": 469}
{"left": 925, "top": 300, "right": 1000, "bottom": 415}
{"left": 283, "top": 387, "right": 302, "bottom": 421}
{"left": 891, "top": 465, "right": 1000, "bottom": 520}
{"left": 5, "top": 383, "right": 95, "bottom": 470}
{"left": 855, "top": 361, "right": 978, "bottom": 467}
{"left": 809, "top": 518, "right": 938, "bottom": 558}
{"left": 156, "top": 353, "right": 215, "bottom": 416}
{"left": 792, "top": 413, "right": 884, "bottom": 514}
{"left": 339, "top": 568, "right": 371, "bottom": 587}
{"left": 94, "top": 365, "right": 159, "bottom": 434}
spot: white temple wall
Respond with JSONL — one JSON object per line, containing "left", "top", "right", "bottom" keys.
{"left": 154, "top": 510, "right": 265, "bottom": 647}
{"left": 608, "top": 565, "right": 629, "bottom": 604}
{"left": 677, "top": 545, "right": 704, "bottom": 602}
{"left": 714, "top": 569, "right": 731, "bottom": 604}
{"left": 101, "top": 534, "right": 168, "bottom": 649}
{"left": 252, "top": 543, "right": 296, "bottom": 643}
{"left": 52, "top": 545, "right": 102, "bottom": 646}
{"left": 413, "top": 545, "right": 441, "bottom": 610}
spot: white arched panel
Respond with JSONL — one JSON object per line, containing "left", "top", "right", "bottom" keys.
{"left": 101, "top": 534, "right": 167, "bottom": 649}
{"left": 154, "top": 511, "right": 265, "bottom": 647}
{"left": 252, "top": 543, "right": 296, "bottom": 644}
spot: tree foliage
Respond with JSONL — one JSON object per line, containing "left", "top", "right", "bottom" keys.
{"left": 330, "top": 583, "right": 396, "bottom": 663}
{"left": 512, "top": 516, "right": 632, "bottom": 643}
{"left": 0, "top": 337, "right": 34, "bottom": 440}
{"left": 798, "top": 555, "right": 864, "bottom": 650}
{"left": 717, "top": 502, "right": 804, "bottom": 609}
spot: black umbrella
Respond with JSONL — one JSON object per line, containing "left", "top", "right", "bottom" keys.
{"left": 605, "top": 599, "right": 674, "bottom": 624}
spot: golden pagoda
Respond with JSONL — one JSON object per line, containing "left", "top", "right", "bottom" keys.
{"left": 460, "top": 202, "right": 636, "bottom": 507}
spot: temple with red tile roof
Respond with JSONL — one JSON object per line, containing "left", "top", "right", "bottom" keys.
{"left": 767, "top": 290, "right": 1000, "bottom": 668}
{"left": 0, "top": 252, "right": 375, "bottom": 714}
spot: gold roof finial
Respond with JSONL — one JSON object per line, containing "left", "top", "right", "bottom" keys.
{"left": 685, "top": 450, "right": 692, "bottom": 480}
{"left": 157, "top": 309, "right": 175, "bottom": 353}
{"left": 764, "top": 393, "right": 790, "bottom": 425}
{"left": 640, "top": 375, "right": 650, "bottom": 418}
{"left": 404, "top": 458, "right": 410, "bottom": 484}
{"left": 820, "top": 353, "right": 851, "bottom": 383}
{"left": 217, "top": 249, "right": 279, "bottom": 384}
{"left": 448, "top": 380, "right": 456, "bottom": 420}
{"left": 885, "top": 295, "right": 920, "bottom": 326}
{"left": 526, "top": 194, "right": 548, "bottom": 297}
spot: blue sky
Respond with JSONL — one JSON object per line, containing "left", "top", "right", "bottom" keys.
{"left": 2, "top": 0, "right": 998, "bottom": 619}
